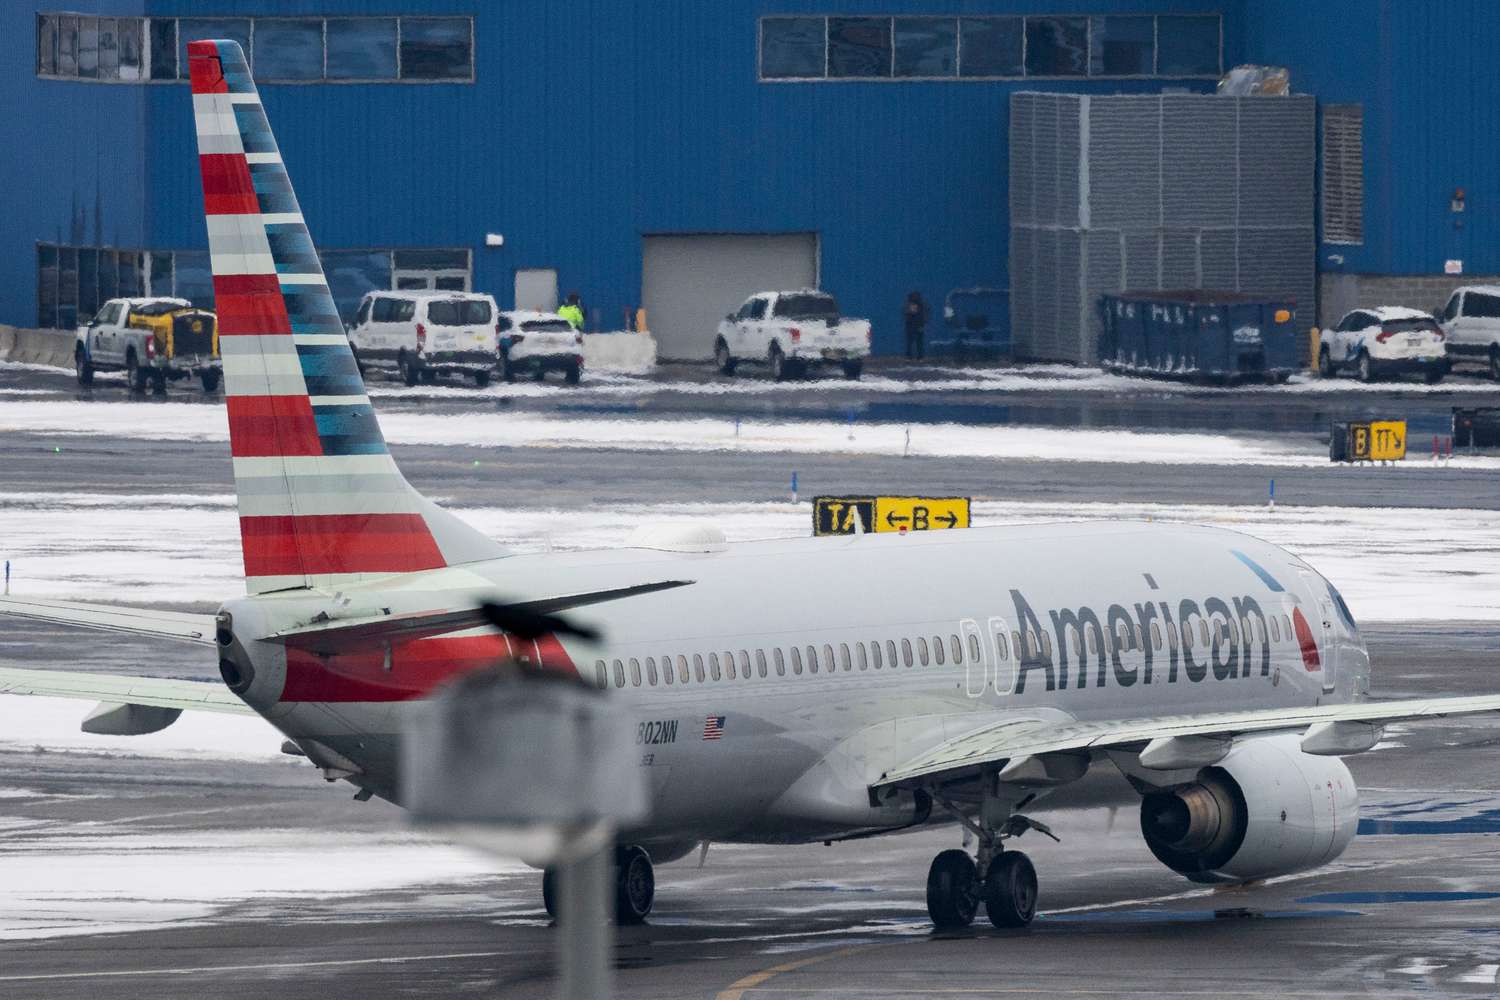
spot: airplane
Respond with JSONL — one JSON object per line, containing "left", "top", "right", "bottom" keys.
{"left": 5, "top": 37, "right": 1500, "bottom": 931}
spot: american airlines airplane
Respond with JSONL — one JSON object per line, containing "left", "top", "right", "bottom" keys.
{"left": 4, "top": 39, "right": 1500, "bottom": 932}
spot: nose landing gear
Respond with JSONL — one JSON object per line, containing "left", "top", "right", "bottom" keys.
{"left": 925, "top": 795, "right": 1053, "bottom": 930}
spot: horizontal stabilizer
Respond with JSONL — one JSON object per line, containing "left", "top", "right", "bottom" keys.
{"left": 0, "top": 597, "right": 216, "bottom": 646}
{"left": 0, "top": 667, "right": 254, "bottom": 715}
{"left": 261, "top": 579, "right": 694, "bottom": 653}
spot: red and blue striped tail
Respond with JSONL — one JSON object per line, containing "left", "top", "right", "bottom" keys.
{"left": 187, "top": 39, "right": 506, "bottom": 595}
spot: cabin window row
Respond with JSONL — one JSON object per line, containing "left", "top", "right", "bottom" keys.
{"left": 595, "top": 631, "right": 984, "bottom": 689}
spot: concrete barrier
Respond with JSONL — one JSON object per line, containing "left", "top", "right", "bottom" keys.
{"left": 582, "top": 331, "right": 656, "bottom": 374}
{"left": 0, "top": 326, "right": 75, "bottom": 369}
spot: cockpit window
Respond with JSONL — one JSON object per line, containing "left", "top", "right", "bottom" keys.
{"left": 1328, "top": 583, "right": 1357, "bottom": 629}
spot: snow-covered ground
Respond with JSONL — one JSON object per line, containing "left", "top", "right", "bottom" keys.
{"left": 0, "top": 397, "right": 1360, "bottom": 468}
{"left": 1, "top": 492, "right": 1495, "bottom": 621}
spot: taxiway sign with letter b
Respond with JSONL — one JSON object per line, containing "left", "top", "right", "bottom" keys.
{"left": 813, "top": 496, "right": 971, "bottom": 536}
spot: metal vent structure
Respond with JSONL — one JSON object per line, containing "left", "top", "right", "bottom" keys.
{"left": 1321, "top": 104, "right": 1365, "bottom": 246}
{"left": 1009, "top": 92, "right": 1316, "bottom": 363}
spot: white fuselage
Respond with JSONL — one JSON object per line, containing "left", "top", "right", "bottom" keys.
{"left": 220, "top": 521, "right": 1368, "bottom": 854}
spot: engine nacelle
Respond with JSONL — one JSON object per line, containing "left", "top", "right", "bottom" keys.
{"left": 1139, "top": 733, "right": 1359, "bottom": 884}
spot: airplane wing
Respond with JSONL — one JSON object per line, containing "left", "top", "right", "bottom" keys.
{"left": 0, "top": 667, "right": 251, "bottom": 714}
{"left": 873, "top": 694, "right": 1500, "bottom": 790}
{"left": 260, "top": 579, "right": 694, "bottom": 654}
{"left": 0, "top": 596, "right": 217, "bottom": 646}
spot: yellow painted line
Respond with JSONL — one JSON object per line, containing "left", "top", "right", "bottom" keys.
{"left": 715, "top": 945, "right": 877, "bottom": 1000}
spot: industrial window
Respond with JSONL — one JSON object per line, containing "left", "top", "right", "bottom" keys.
{"left": 894, "top": 17, "right": 955, "bottom": 77}
{"left": 761, "top": 13, "right": 1220, "bottom": 81}
{"left": 327, "top": 18, "right": 398, "bottom": 80}
{"left": 1322, "top": 105, "right": 1365, "bottom": 245}
{"left": 1089, "top": 16, "right": 1152, "bottom": 76}
{"left": 1025, "top": 17, "right": 1087, "bottom": 76}
{"left": 760, "top": 16, "right": 825, "bottom": 78}
{"left": 828, "top": 17, "right": 891, "bottom": 77}
{"left": 36, "top": 14, "right": 473, "bottom": 83}
{"left": 1156, "top": 15, "right": 1220, "bottom": 76}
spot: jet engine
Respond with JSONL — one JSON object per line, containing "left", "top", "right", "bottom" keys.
{"left": 1139, "top": 734, "right": 1358, "bottom": 884}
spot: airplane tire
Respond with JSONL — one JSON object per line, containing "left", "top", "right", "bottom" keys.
{"left": 982, "top": 851, "right": 1037, "bottom": 929}
{"left": 615, "top": 845, "right": 655, "bottom": 924}
{"left": 926, "top": 849, "right": 978, "bottom": 929}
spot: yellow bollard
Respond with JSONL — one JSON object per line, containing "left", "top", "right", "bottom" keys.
{"left": 1309, "top": 327, "right": 1321, "bottom": 373}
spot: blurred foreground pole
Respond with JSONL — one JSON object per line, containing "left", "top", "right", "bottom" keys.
{"left": 403, "top": 669, "right": 646, "bottom": 1000}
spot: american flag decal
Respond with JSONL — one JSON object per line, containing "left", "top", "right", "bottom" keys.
{"left": 702, "top": 715, "right": 725, "bottom": 741}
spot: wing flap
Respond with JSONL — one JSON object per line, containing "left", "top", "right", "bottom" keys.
{"left": 0, "top": 597, "right": 217, "bottom": 646}
{"left": 874, "top": 694, "right": 1500, "bottom": 790}
{"left": 0, "top": 667, "right": 253, "bottom": 715}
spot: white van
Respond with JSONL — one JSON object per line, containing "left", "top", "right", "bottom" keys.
{"left": 347, "top": 291, "right": 500, "bottom": 386}
{"left": 1439, "top": 286, "right": 1500, "bottom": 378}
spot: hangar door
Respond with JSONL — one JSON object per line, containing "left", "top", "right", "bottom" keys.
{"left": 642, "top": 234, "right": 818, "bottom": 360}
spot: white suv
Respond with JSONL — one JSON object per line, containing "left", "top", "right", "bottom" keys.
{"left": 497, "top": 311, "right": 584, "bottom": 384}
{"left": 1439, "top": 286, "right": 1500, "bottom": 378}
{"left": 1318, "top": 307, "right": 1448, "bottom": 383}
{"left": 347, "top": 291, "right": 500, "bottom": 387}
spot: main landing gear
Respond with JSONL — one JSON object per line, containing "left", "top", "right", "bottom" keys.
{"left": 542, "top": 844, "right": 656, "bottom": 925}
{"left": 925, "top": 798, "right": 1056, "bottom": 930}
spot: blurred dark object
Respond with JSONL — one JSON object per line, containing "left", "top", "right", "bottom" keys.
{"left": 936, "top": 287, "right": 1011, "bottom": 361}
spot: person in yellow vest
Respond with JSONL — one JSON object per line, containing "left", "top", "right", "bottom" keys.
{"left": 558, "top": 291, "right": 585, "bottom": 330}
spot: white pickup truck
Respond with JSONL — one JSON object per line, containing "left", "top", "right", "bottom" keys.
{"left": 714, "top": 290, "right": 871, "bottom": 380}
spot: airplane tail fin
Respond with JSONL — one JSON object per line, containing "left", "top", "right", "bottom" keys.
{"left": 187, "top": 40, "right": 506, "bottom": 595}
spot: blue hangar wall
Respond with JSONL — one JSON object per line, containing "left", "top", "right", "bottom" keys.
{"left": 1240, "top": 0, "right": 1500, "bottom": 282}
{"left": 5, "top": 0, "right": 1240, "bottom": 354}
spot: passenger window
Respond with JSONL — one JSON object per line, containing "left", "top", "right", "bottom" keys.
{"left": 1039, "top": 631, "right": 1052, "bottom": 658}
{"left": 995, "top": 631, "right": 1009, "bottom": 660}
{"left": 824, "top": 644, "right": 836, "bottom": 672}
{"left": 629, "top": 658, "right": 642, "bottom": 686}
{"left": 1270, "top": 616, "right": 1281, "bottom": 642}
{"left": 916, "top": 637, "right": 930, "bottom": 666}
{"left": 1283, "top": 614, "right": 1293, "bottom": 637}
{"left": 931, "top": 637, "right": 944, "bottom": 666}
{"left": 839, "top": 643, "right": 852, "bottom": 671}
{"left": 1199, "top": 619, "right": 1210, "bottom": 645}
{"left": 594, "top": 660, "right": 607, "bottom": 689}
{"left": 871, "top": 640, "right": 883, "bottom": 669}
{"left": 694, "top": 654, "right": 706, "bottom": 683}
{"left": 856, "top": 643, "right": 869, "bottom": 669}
{"left": 791, "top": 646, "right": 803, "bottom": 674}
{"left": 677, "top": 654, "right": 690, "bottom": 684}
{"left": 709, "top": 653, "right": 722, "bottom": 681}
{"left": 887, "top": 639, "right": 899, "bottom": 667}
{"left": 645, "top": 657, "right": 658, "bottom": 686}
{"left": 1086, "top": 629, "right": 1097, "bottom": 655}
{"left": 901, "top": 638, "right": 914, "bottom": 667}
{"left": 774, "top": 648, "right": 786, "bottom": 675}
{"left": 1167, "top": 622, "right": 1178, "bottom": 649}
{"left": 660, "top": 654, "right": 673, "bottom": 685}
{"left": 1116, "top": 622, "right": 1131, "bottom": 650}
{"left": 966, "top": 634, "right": 980, "bottom": 661}
{"left": 1068, "top": 628, "right": 1081, "bottom": 657}
{"left": 1013, "top": 631, "right": 1024, "bottom": 657}
{"left": 808, "top": 646, "right": 821, "bottom": 673}
{"left": 738, "top": 650, "right": 751, "bottom": 678}
{"left": 722, "top": 651, "right": 736, "bottom": 680}
{"left": 1151, "top": 622, "right": 1162, "bottom": 649}
{"left": 755, "top": 649, "right": 767, "bottom": 677}
{"left": 612, "top": 659, "right": 625, "bottom": 687}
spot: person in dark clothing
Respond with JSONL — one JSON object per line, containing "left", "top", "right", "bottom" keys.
{"left": 903, "top": 291, "right": 928, "bottom": 360}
